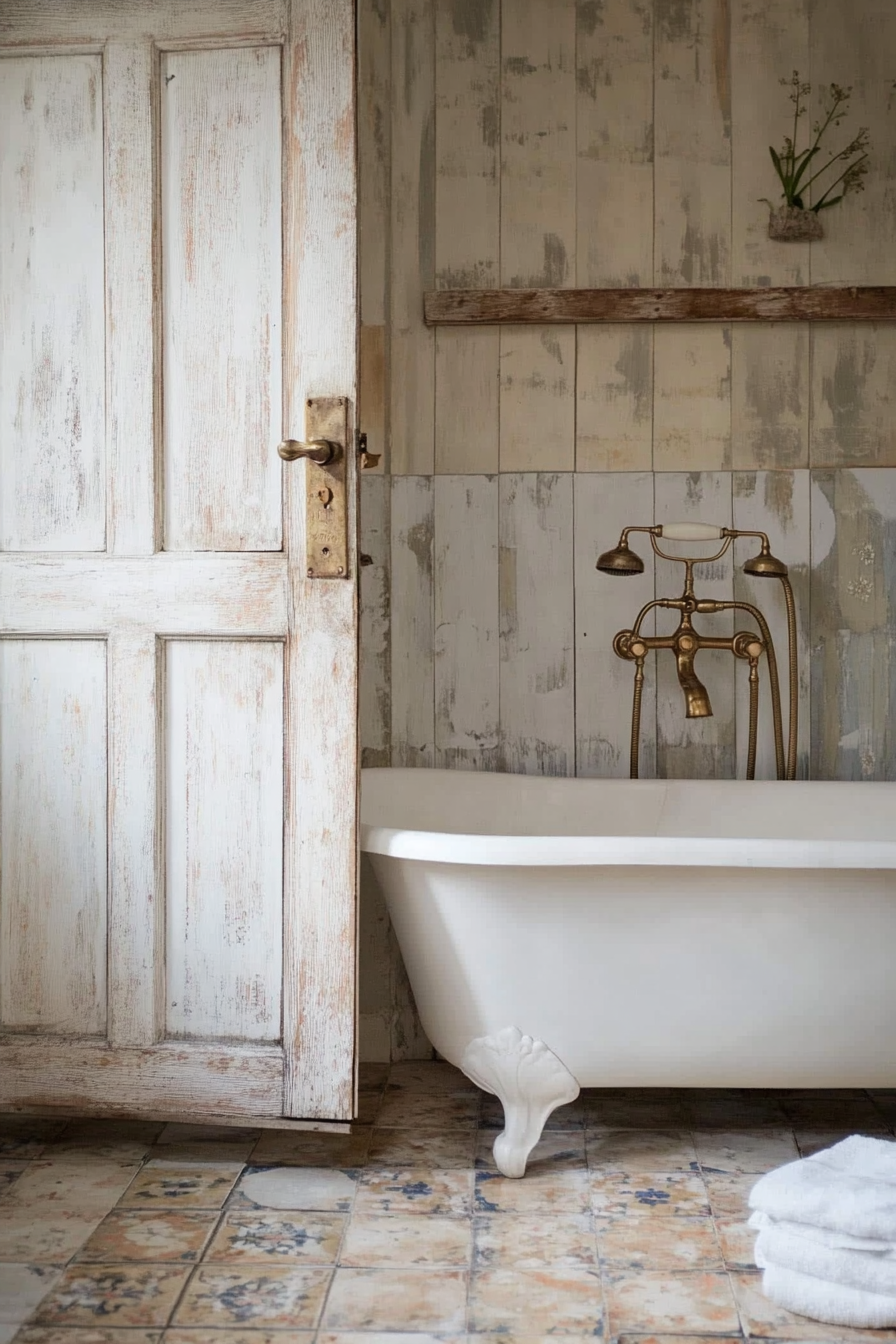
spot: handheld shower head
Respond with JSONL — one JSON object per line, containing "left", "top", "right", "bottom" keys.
{"left": 743, "top": 549, "right": 788, "bottom": 578}
{"left": 595, "top": 538, "right": 645, "bottom": 576}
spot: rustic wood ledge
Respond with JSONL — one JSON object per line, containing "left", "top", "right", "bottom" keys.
{"left": 424, "top": 287, "right": 896, "bottom": 325}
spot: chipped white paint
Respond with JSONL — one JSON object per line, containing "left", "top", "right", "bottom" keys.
{"left": 0, "top": 640, "right": 107, "bottom": 1035}
{"left": 731, "top": 323, "right": 809, "bottom": 471}
{"left": 390, "top": 475, "right": 434, "bottom": 767}
{"left": 162, "top": 47, "right": 282, "bottom": 551}
{"left": 499, "top": 474, "right": 574, "bottom": 776}
{"left": 434, "top": 474, "right": 499, "bottom": 769}
{"left": 0, "top": 55, "right": 105, "bottom": 551}
{"left": 575, "top": 472, "right": 657, "bottom": 779}
{"left": 500, "top": 328, "right": 575, "bottom": 473}
{"left": 1, "top": 0, "right": 358, "bottom": 1120}
{"left": 576, "top": 327, "right": 653, "bottom": 472}
{"left": 654, "top": 325, "right": 732, "bottom": 472}
{"left": 434, "top": 0, "right": 499, "bottom": 476}
{"left": 166, "top": 641, "right": 283, "bottom": 1042}
{"left": 389, "top": 0, "right": 434, "bottom": 474}
{"left": 359, "top": 474, "right": 391, "bottom": 768}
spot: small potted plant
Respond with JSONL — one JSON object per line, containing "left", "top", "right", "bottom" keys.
{"left": 761, "top": 71, "right": 870, "bottom": 241}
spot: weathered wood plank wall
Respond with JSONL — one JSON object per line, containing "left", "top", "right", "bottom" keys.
{"left": 356, "top": 0, "right": 896, "bottom": 1060}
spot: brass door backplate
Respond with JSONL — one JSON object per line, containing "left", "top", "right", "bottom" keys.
{"left": 303, "top": 396, "right": 348, "bottom": 579}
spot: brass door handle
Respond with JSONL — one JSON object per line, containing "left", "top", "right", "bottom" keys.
{"left": 278, "top": 438, "right": 341, "bottom": 465}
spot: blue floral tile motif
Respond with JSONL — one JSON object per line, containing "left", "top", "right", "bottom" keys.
{"left": 33, "top": 1265, "right": 190, "bottom": 1326}
{"left": 634, "top": 1188, "right": 672, "bottom": 1206}
{"left": 173, "top": 1265, "right": 331, "bottom": 1328}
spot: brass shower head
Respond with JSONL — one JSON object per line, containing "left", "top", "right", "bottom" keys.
{"left": 743, "top": 548, "right": 789, "bottom": 578}
{"left": 596, "top": 538, "right": 645, "bottom": 576}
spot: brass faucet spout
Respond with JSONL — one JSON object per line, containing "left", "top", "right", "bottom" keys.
{"left": 676, "top": 645, "right": 713, "bottom": 718}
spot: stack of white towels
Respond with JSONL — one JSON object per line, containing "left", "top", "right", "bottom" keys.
{"left": 749, "top": 1135, "right": 896, "bottom": 1327}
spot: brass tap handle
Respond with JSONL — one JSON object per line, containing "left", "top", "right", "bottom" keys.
{"left": 278, "top": 438, "right": 341, "bottom": 466}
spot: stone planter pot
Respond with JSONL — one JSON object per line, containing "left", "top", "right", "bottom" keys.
{"left": 767, "top": 206, "right": 824, "bottom": 241}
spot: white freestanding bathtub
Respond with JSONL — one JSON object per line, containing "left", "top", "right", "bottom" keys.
{"left": 361, "top": 767, "right": 896, "bottom": 1175}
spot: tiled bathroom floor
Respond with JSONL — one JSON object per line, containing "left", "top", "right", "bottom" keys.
{"left": 3, "top": 1063, "right": 896, "bottom": 1342}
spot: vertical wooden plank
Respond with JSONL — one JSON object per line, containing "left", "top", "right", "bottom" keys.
{"left": 359, "top": 473, "right": 391, "bottom": 768}
{"left": 165, "top": 641, "right": 283, "bottom": 1042}
{"left": 105, "top": 41, "right": 157, "bottom": 555}
{"left": 730, "top": 1, "right": 810, "bottom": 475}
{"left": 733, "top": 471, "right": 811, "bottom": 780}
{"left": 391, "top": 475, "right": 435, "bottom": 766}
{"left": 810, "top": 328, "right": 896, "bottom": 468}
{"left": 434, "top": 474, "right": 499, "bottom": 769}
{"left": 653, "top": 327, "right": 732, "bottom": 471}
{"left": 576, "top": 472, "right": 657, "bottom": 778}
{"left": 434, "top": 0, "right": 500, "bottom": 475}
{"left": 654, "top": 472, "right": 735, "bottom": 779}
{"left": 283, "top": 0, "right": 358, "bottom": 1118}
{"left": 499, "top": 0, "right": 576, "bottom": 474}
{"left": 0, "top": 640, "right": 107, "bottom": 1034}
{"left": 654, "top": 0, "right": 731, "bottom": 287}
{"left": 499, "top": 473, "right": 575, "bottom": 775}
{"left": 390, "top": 0, "right": 435, "bottom": 474}
{"left": 809, "top": 0, "right": 896, "bottom": 473}
{"left": 358, "top": 854, "right": 393, "bottom": 1063}
{"left": 576, "top": 0, "right": 654, "bottom": 290}
{"left": 0, "top": 55, "right": 106, "bottom": 552}
{"left": 358, "top": 0, "right": 389, "bottom": 473}
{"left": 161, "top": 47, "right": 282, "bottom": 552}
{"left": 576, "top": 327, "right": 653, "bottom": 472}
{"left": 810, "top": 469, "right": 896, "bottom": 781}
{"left": 108, "top": 632, "right": 162, "bottom": 1047}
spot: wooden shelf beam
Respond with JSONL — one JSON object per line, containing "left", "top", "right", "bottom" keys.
{"left": 424, "top": 286, "right": 896, "bottom": 326}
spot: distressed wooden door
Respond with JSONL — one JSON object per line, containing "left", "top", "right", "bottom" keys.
{"left": 0, "top": 0, "right": 358, "bottom": 1122}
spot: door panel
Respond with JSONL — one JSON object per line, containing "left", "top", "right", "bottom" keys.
{"left": 161, "top": 46, "right": 283, "bottom": 552}
{"left": 165, "top": 638, "right": 284, "bottom": 1043}
{"left": 0, "top": 0, "right": 358, "bottom": 1123}
{"left": 1, "top": 639, "right": 107, "bottom": 1034}
{"left": 0, "top": 55, "right": 106, "bottom": 552}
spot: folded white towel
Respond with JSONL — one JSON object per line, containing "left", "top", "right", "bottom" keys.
{"left": 749, "top": 1209, "right": 896, "bottom": 1254}
{"left": 749, "top": 1136, "right": 896, "bottom": 1240}
{"left": 754, "top": 1226, "right": 896, "bottom": 1298}
{"left": 759, "top": 1260, "right": 896, "bottom": 1328}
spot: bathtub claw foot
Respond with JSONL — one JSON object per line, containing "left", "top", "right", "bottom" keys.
{"left": 461, "top": 1026, "right": 580, "bottom": 1178}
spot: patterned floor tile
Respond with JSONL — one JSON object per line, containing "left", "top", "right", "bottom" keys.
{"left": 476, "top": 1131, "right": 586, "bottom": 1171}
{"left": 475, "top": 1166, "right": 591, "bottom": 1216}
{"left": 340, "top": 1212, "right": 472, "bottom": 1267}
{"left": 154, "top": 1125, "right": 259, "bottom": 1148}
{"left": 468, "top": 1266, "right": 605, "bottom": 1334}
{"left": 322, "top": 1267, "right": 467, "bottom": 1332}
{"left": 0, "top": 1208, "right": 104, "bottom": 1265}
{"left": 702, "top": 1169, "right": 759, "bottom": 1218}
{"left": 6, "top": 1161, "right": 141, "bottom": 1212}
{"left": 590, "top": 1171, "right": 710, "bottom": 1218}
{"left": 0, "top": 1120, "right": 66, "bottom": 1160}
{"left": 472, "top": 1212, "right": 596, "bottom": 1270}
{"left": 714, "top": 1215, "right": 758, "bottom": 1269}
{"left": 386, "top": 1062, "right": 476, "bottom": 1093}
{"left": 368, "top": 1127, "right": 476, "bottom": 1169}
{"left": 0, "top": 1263, "right": 60, "bottom": 1322}
{"left": 119, "top": 1166, "right": 242, "bottom": 1210}
{"left": 597, "top": 1213, "right": 722, "bottom": 1271}
{"left": 354, "top": 1170, "right": 473, "bottom": 1218}
{"left": 249, "top": 1128, "right": 372, "bottom": 1169}
{"left": 355, "top": 1091, "right": 387, "bottom": 1125}
{"left": 231, "top": 1167, "right": 358, "bottom": 1212}
{"left": 203, "top": 1211, "right": 345, "bottom": 1264}
{"left": 729, "top": 1268, "right": 896, "bottom": 1341}
{"left": 0, "top": 1163, "right": 27, "bottom": 1198}
{"left": 33, "top": 1264, "right": 191, "bottom": 1327}
{"left": 694, "top": 1127, "right": 800, "bottom": 1173}
{"left": 317, "top": 1335, "right": 466, "bottom": 1344}
{"left": 74, "top": 1211, "right": 218, "bottom": 1263}
{"left": 172, "top": 1265, "right": 331, "bottom": 1328}
{"left": 164, "top": 1332, "right": 314, "bottom": 1344}
{"left": 585, "top": 1098, "right": 689, "bottom": 1130}
{"left": 615, "top": 1336, "right": 744, "bottom": 1344}
{"left": 374, "top": 1092, "right": 479, "bottom": 1131}
{"left": 15, "top": 1329, "right": 163, "bottom": 1344}
{"left": 47, "top": 1122, "right": 162, "bottom": 1163}
{"left": 587, "top": 1129, "right": 699, "bottom": 1173}
{"left": 603, "top": 1268, "right": 740, "bottom": 1334}
{"left": 686, "top": 1095, "right": 788, "bottom": 1129}
{"left": 479, "top": 1093, "right": 589, "bottom": 1131}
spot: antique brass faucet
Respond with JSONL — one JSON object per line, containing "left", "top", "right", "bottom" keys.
{"left": 596, "top": 522, "right": 798, "bottom": 780}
